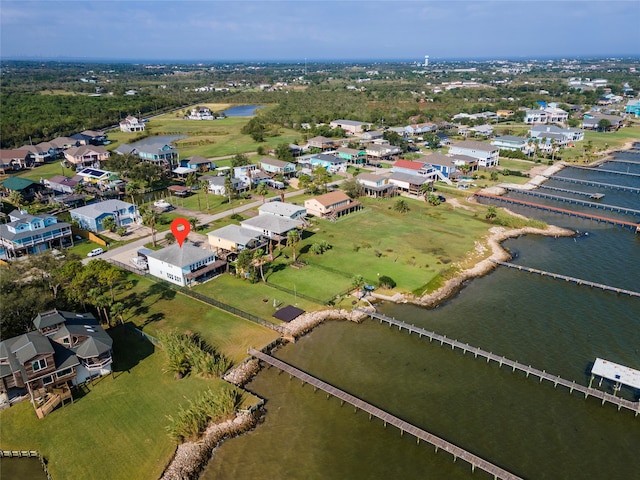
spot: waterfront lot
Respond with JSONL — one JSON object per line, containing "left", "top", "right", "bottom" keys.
{"left": 0, "top": 277, "right": 279, "bottom": 480}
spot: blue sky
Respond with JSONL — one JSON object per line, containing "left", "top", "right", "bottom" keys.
{"left": 1, "top": 1, "right": 638, "bottom": 61}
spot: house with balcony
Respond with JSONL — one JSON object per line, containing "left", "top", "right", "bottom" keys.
{"left": 259, "top": 157, "right": 296, "bottom": 177}
{"left": 523, "top": 109, "right": 548, "bottom": 125}
{"left": 491, "top": 135, "right": 531, "bottom": 152}
{"left": 336, "top": 147, "right": 366, "bottom": 165}
{"left": 70, "top": 199, "right": 139, "bottom": 233}
{"left": 420, "top": 153, "right": 458, "bottom": 181}
{"left": 199, "top": 174, "right": 243, "bottom": 196}
{"left": 304, "top": 191, "right": 361, "bottom": 220}
{"left": 448, "top": 140, "right": 499, "bottom": 168}
{"left": 1, "top": 177, "right": 46, "bottom": 202}
{"left": 0, "top": 210, "right": 73, "bottom": 260}
{"left": 356, "top": 172, "right": 395, "bottom": 198}
{"left": 529, "top": 125, "right": 584, "bottom": 146}
{"left": 307, "top": 136, "right": 337, "bottom": 150}
{"left": 207, "top": 225, "right": 268, "bottom": 259}
{"left": 146, "top": 242, "right": 226, "bottom": 287}
{"left": 309, "top": 153, "right": 347, "bottom": 173}
{"left": 387, "top": 172, "right": 432, "bottom": 196}
{"left": 582, "top": 112, "right": 624, "bottom": 131}
{"left": 241, "top": 215, "right": 304, "bottom": 246}
{"left": 188, "top": 106, "right": 214, "bottom": 120}
{"left": 366, "top": 143, "right": 401, "bottom": 160}
{"left": 44, "top": 175, "right": 80, "bottom": 194}
{"left": 71, "top": 130, "right": 108, "bottom": 146}
{"left": 624, "top": 99, "right": 640, "bottom": 117}
{"left": 64, "top": 145, "right": 110, "bottom": 169}
{"left": 0, "top": 309, "right": 112, "bottom": 417}
{"left": 119, "top": 115, "right": 145, "bottom": 133}
{"left": 179, "top": 156, "right": 215, "bottom": 173}
{"left": 0, "top": 149, "right": 35, "bottom": 174}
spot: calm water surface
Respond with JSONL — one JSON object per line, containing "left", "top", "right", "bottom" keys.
{"left": 203, "top": 151, "right": 640, "bottom": 480}
{"left": 222, "top": 105, "right": 263, "bottom": 117}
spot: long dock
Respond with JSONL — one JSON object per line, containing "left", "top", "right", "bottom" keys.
{"left": 354, "top": 310, "right": 640, "bottom": 415}
{"left": 491, "top": 260, "right": 640, "bottom": 298}
{"left": 249, "top": 348, "right": 524, "bottom": 480}
{"left": 538, "top": 184, "right": 605, "bottom": 199}
{"left": 546, "top": 176, "right": 640, "bottom": 194}
{"left": 475, "top": 192, "right": 640, "bottom": 231}
{"left": 503, "top": 188, "right": 640, "bottom": 216}
{"left": 567, "top": 164, "right": 640, "bottom": 178}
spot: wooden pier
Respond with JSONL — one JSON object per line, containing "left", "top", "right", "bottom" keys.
{"left": 249, "top": 349, "right": 524, "bottom": 480}
{"left": 567, "top": 164, "right": 640, "bottom": 178}
{"left": 546, "top": 176, "right": 640, "bottom": 194}
{"left": 537, "top": 184, "right": 605, "bottom": 199}
{"left": 503, "top": 188, "right": 640, "bottom": 216}
{"left": 354, "top": 310, "right": 640, "bottom": 416}
{"left": 491, "top": 260, "right": 640, "bottom": 298}
{"left": 475, "top": 192, "right": 640, "bottom": 231}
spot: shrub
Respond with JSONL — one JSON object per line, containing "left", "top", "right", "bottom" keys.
{"left": 378, "top": 275, "right": 396, "bottom": 289}
{"left": 159, "top": 330, "right": 231, "bottom": 379}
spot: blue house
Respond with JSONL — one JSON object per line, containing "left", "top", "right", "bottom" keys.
{"left": 70, "top": 199, "right": 139, "bottom": 233}
{"left": 420, "top": 153, "right": 458, "bottom": 180}
{"left": 625, "top": 99, "right": 640, "bottom": 117}
{"left": 179, "top": 156, "right": 215, "bottom": 172}
{"left": 0, "top": 210, "right": 73, "bottom": 259}
{"left": 309, "top": 153, "right": 347, "bottom": 172}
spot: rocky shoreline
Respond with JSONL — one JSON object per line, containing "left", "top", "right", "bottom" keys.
{"left": 159, "top": 153, "right": 617, "bottom": 479}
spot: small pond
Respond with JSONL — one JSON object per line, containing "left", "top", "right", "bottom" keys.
{"left": 222, "top": 105, "right": 263, "bottom": 117}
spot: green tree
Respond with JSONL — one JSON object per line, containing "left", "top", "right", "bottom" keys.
{"left": 102, "top": 215, "right": 117, "bottom": 232}
{"left": 255, "top": 182, "right": 269, "bottom": 203}
{"left": 235, "top": 249, "right": 253, "bottom": 278}
{"left": 486, "top": 205, "right": 498, "bottom": 222}
{"left": 189, "top": 217, "right": 198, "bottom": 233}
{"left": 116, "top": 226, "right": 127, "bottom": 237}
{"left": 275, "top": 143, "right": 294, "bottom": 161}
{"left": 311, "top": 166, "right": 330, "bottom": 193}
{"left": 7, "top": 190, "right": 24, "bottom": 209}
{"left": 597, "top": 119, "right": 612, "bottom": 132}
{"left": 142, "top": 209, "right": 159, "bottom": 247}
{"left": 341, "top": 178, "right": 363, "bottom": 199}
{"left": 286, "top": 229, "right": 300, "bottom": 263}
{"left": 165, "top": 232, "right": 176, "bottom": 245}
{"left": 200, "top": 179, "right": 210, "bottom": 211}
{"left": 125, "top": 180, "right": 142, "bottom": 204}
{"left": 394, "top": 198, "right": 409, "bottom": 213}
{"left": 253, "top": 248, "right": 267, "bottom": 282}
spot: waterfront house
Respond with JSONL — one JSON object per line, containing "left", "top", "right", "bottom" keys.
{"left": 71, "top": 130, "right": 108, "bottom": 146}
{"left": 392, "top": 159, "right": 438, "bottom": 180}
{"left": 134, "top": 142, "right": 179, "bottom": 168}
{"left": 259, "top": 157, "right": 296, "bottom": 177}
{"left": 448, "top": 140, "right": 499, "bottom": 168}
{"left": 356, "top": 172, "right": 395, "bottom": 198}
{"left": 0, "top": 309, "right": 113, "bottom": 417}
{"left": 582, "top": 112, "right": 624, "bottom": 130}
{"left": 146, "top": 242, "right": 226, "bottom": 287}
{"left": 70, "top": 199, "right": 139, "bottom": 233}
{"left": 64, "top": 145, "right": 110, "bottom": 169}
{"left": 420, "top": 153, "right": 458, "bottom": 180}
{"left": 304, "top": 191, "right": 361, "bottom": 219}
{"left": 387, "top": 172, "right": 432, "bottom": 196}
{"left": 119, "top": 116, "right": 145, "bottom": 133}
{"left": 529, "top": 125, "right": 584, "bottom": 146}
{"left": 199, "top": 174, "right": 243, "bottom": 196}
{"left": 188, "top": 106, "right": 214, "bottom": 120}
{"left": 0, "top": 210, "right": 72, "bottom": 260}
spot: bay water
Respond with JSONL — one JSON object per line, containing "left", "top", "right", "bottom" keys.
{"left": 203, "top": 150, "right": 640, "bottom": 479}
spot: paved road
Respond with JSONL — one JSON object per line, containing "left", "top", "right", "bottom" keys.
{"left": 92, "top": 182, "right": 342, "bottom": 266}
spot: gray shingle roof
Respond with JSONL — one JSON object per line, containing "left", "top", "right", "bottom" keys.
{"left": 241, "top": 215, "right": 303, "bottom": 235}
{"left": 70, "top": 199, "right": 134, "bottom": 219}
{"left": 146, "top": 242, "right": 215, "bottom": 268}
{"left": 207, "top": 224, "right": 262, "bottom": 246}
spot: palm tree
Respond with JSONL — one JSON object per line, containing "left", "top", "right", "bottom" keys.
{"left": 125, "top": 180, "right": 141, "bottom": 205}
{"left": 286, "top": 229, "right": 300, "bottom": 263}
{"left": 255, "top": 182, "right": 269, "bottom": 203}
{"left": 486, "top": 206, "right": 498, "bottom": 222}
{"left": 394, "top": 199, "right": 409, "bottom": 213}
{"left": 253, "top": 248, "right": 266, "bottom": 281}
{"left": 199, "top": 179, "right": 210, "bottom": 211}
{"left": 189, "top": 217, "right": 198, "bottom": 233}
{"left": 142, "top": 209, "right": 158, "bottom": 247}
{"left": 7, "top": 190, "right": 24, "bottom": 209}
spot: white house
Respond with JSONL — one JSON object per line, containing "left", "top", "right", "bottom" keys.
{"left": 258, "top": 202, "right": 307, "bottom": 220}
{"left": 119, "top": 116, "right": 145, "bottom": 133}
{"left": 188, "top": 106, "right": 214, "bottom": 120}
{"left": 448, "top": 140, "right": 499, "bottom": 168}
{"left": 491, "top": 135, "right": 531, "bottom": 152}
{"left": 356, "top": 172, "right": 395, "bottom": 198}
{"left": 329, "top": 119, "right": 370, "bottom": 135}
{"left": 146, "top": 242, "right": 225, "bottom": 287}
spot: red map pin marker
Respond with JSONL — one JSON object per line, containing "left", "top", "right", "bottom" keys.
{"left": 170, "top": 217, "right": 191, "bottom": 247}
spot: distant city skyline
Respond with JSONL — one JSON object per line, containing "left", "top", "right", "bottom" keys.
{"left": 1, "top": 1, "right": 639, "bottom": 62}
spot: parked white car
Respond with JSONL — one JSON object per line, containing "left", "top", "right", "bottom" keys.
{"left": 87, "top": 248, "right": 104, "bottom": 257}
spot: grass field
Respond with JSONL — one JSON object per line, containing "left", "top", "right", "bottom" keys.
{"left": 0, "top": 274, "right": 280, "bottom": 480}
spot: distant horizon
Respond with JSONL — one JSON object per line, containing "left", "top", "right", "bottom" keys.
{"left": 3, "top": 53, "right": 639, "bottom": 65}
{"left": 2, "top": 1, "right": 638, "bottom": 63}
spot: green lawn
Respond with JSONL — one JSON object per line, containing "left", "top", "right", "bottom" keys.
{"left": 0, "top": 326, "right": 220, "bottom": 480}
